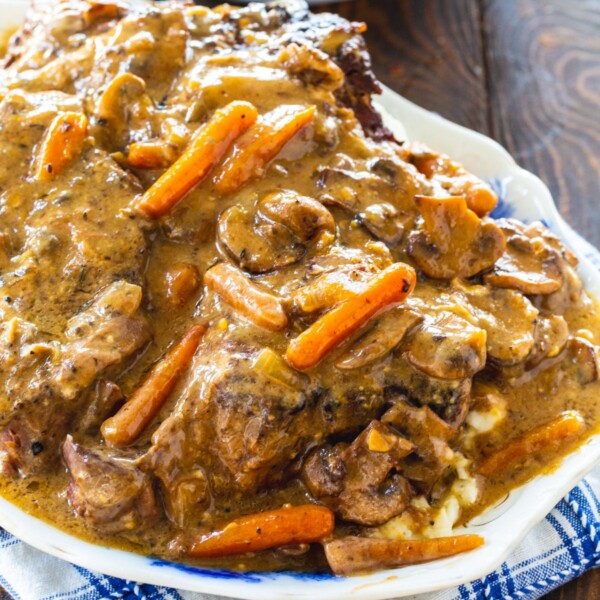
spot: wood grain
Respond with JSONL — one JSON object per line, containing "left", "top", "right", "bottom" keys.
{"left": 319, "top": 0, "right": 489, "bottom": 133}
{"left": 545, "top": 567, "right": 600, "bottom": 600}
{"left": 482, "top": 0, "right": 600, "bottom": 246}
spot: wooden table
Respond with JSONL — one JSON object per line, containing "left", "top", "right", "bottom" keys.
{"left": 315, "top": 1, "right": 599, "bottom": 598}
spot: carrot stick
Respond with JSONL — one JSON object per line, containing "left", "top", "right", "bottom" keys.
{"left": 324, "top": 535, "right": 484, "bottom": 576}
{"left": 477, "top": 410, "right": 584, "bottom": 477}
{"left": 136, "top": 101, "right": 258, "bottom": 218}
{"left": 83, "top": 2, "right": 124, "bottom": 25}
{"left": 35, "top": 112, "right": 88, "bottom": 181}
{"left": 286, "top": 262, "right": 416, "bottom": 371}
{"left": 101, "top": 324, "right": 207, "bottom": 447}
{"left": 127, "top": 141, "right": 177, "bottom": 170}
{"left": 177, "top": 505, "right": 335, "bottom": 558}
{"left": 204, "top": 262, "right": 288, "bottom": 331}
{"left": 213, "top": 104, "right": 316, "bottom": 196}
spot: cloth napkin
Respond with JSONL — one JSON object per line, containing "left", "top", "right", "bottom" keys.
{"left": 1, "top": 228, "right": 599, "bottom": 600}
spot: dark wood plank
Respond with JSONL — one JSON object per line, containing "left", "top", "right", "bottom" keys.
{"left": 544, "top": 567, "right": 600, "bottom": 599}
{"left": 318, "top": 0, "right": 489, "bottom": 133}
{"left": 481, "top": 0, "right": 600, "bottom": 246}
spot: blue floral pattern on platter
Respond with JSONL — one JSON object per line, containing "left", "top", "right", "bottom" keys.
{"left": 488, "top": 177, "right": 553, "bottom": 232}
{"left": 488, "top": 178, "right": 515, "bottom": 220}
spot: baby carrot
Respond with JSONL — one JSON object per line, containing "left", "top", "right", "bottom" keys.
{"left": 178, "top": 505, "right": 335, "bottom": 558}
{"left": 324, "top": 534, "right": 484, "bottom": 575}
{"left": 286, "top": 262, "right": 416, "bottom": 371}
{"left": 83, "top": 2, "right": 124, "bottom": 25}
{"left": 127, "top": 141, "right": 177, "bottom": 170}
{"left": 35, "top": 112, "right": 88, "bottom": 180}
{"left": 477, "top": 410, "right": 584, "bottom": 477}
{"left": 101, "top": 324, "right": 207, "bottom": 447}
{"left": 204, "top": 262, "right": 288, "bottom": 331}
{"left": 136, "top": 101, "right": 258, "bottom": 218}
{"left": 213, "top": 104, "right": 316, "bottom": 196}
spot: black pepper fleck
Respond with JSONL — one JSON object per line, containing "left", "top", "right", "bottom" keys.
{"left": 31, "top": 441, "right": 44, "bottom": 456}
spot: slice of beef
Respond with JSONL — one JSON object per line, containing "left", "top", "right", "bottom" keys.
{"left": 384, "top": 353, "right": 473, "bottom": 428}
{"left": 0, "top": 282, "right": 150, "bottom": 477}
{"left": 207, "top": 351, "right": 312, "bottom": 491}
{"left": 382, "top": 401, "right": 456, "bottom": 496}
{"left": 78, "top": 380, "right": 125, "bottom": 435}
{"left": 144, "top": 332, "right": 323, "bottom": 526}
{"left": 302, "top": 421, "right": 414, "bottom": 526}
{"left": 63, "top": 436, "right": 160, "bottom": 534}
{"left": 55, "top": 282, "right": 150, "bottom": 399}
{"left": 333, "top": 34, "right": 394, "bottom": 142}
{"left": 144, "top": 325, "right": 390, "bottom": 526}
{"left": 275, "top": 4, "right": 393, "bottom": 141}
{"left": 0, "top": 90, "right": 147, "bottom": 338}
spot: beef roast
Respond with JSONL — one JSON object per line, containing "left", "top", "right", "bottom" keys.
{"left": 63, "top": 436, "right": 160, "bottom": 533}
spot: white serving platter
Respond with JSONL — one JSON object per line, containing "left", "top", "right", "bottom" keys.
{"left": 0, "top": 3, "right": 599, "bottom": 599}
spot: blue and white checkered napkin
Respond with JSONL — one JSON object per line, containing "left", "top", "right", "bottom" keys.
{"left": 0, "top": 229, "right": 599, "bottom": 600}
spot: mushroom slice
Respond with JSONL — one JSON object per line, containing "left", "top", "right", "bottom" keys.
{"left": 335, "top": 308, "right": 423, "bottom": 370}
{"left": 382, "top": 401, "right": 455, "bottom": 494}
{"left": 258, "top": 190, "right": 335, "bottom": 251}
{"left": 527, "top": 221, "right": 578, "bottom": 267}
{"left": 317, "top": 167, "right": 398, "bottom": 213}
{"left": 460, "top": 285, "right": 539, "bottom": 365}
{"left": 302, "top": 421, "right": 414, "bottom": 526}
{"left": 539, "top": 262, "right": 583, "bottom": 314}
{"left": 564, "top": 337, "right": 600, "bottom": 385}
{"left": 404, "top": 311, "right": 487, "bottom": 380}
{"left": 357, "top": 203, "right": 406, "bottom": 247}
{"left": 95, "top": 72, "right": 150, "bottom": 147}
{"left": 531, "top": 224, "right": 583, "bottom": 311}
{"left": 217, "top": 206, "right": 304, "bottom": 273}
{"left": 527, "top": 315, "right": 569, "bottom": 368}
{"left": 484, "top": 219, "right": 565, "bottom": 295}
{"left": 407, "top": 196, "right": 505, "bottom": 279}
